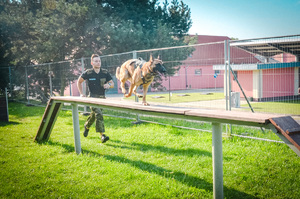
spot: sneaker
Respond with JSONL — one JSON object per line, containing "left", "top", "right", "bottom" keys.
{"left": 101, "top": 134, "right": 109, "bottom": 143}
{"left": 83, "top": 125, "right": 89, "bottom": 137}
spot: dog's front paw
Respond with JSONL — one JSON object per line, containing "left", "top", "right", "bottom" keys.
{"left": 142, "top": 102, "right": 150, "bottom": 106}
{"left": 125, "top": 94, "right": 131, "bottom": 98}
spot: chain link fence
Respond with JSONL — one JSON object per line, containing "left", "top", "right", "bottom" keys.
{"left": 5, "top": 35, "right": 300, "bottom": 117}
{"left": 4, "top": 35, "right": 300, "bottom": 142}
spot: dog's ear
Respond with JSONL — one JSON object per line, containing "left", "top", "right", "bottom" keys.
{"left": 149, "top": 54, "right": 153, "bottom": 62}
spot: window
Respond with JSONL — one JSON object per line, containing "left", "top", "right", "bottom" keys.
{"left": 195, "top": 69, "right": 202, "bottom": 75}
{"left": 214, "top": 70, "right": 220, "bottom": 75}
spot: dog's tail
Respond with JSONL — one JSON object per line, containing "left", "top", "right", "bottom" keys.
{"left": 116, "top": 67, "right": 121, "bottom": 80}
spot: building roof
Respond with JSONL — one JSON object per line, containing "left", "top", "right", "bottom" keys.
{"left": 184, "top": 35, "right": 260, "bottom": 66}
{"left": 194, "top": 35, "right": 230, "bottom": 44}
{"left": 213, "top": 61, "right": 300, "bottom": 71}
{"left": 230, "top": 35, "right": 300, "bottom": 58}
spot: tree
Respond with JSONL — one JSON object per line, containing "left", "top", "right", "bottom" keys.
{"left": 0, "top": 1, "right": 39, "bottom": 96}
{"left": 1, "top": 0, "right": 109, "bottom": 99}
{"left": 162, "top": 0, "right": 192, "bottom": 38}
{"left": 99, "top": 0, "right": 192, "bottom": 53}
{"left": 96, "top": 0, "right": 195, "bottom": 87}
{"left": 0, "top": 0, "right": 194, "bottom": 100}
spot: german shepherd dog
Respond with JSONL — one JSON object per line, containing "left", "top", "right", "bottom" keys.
{"left": 116, "top": 55, "right": 166, "bottom": 106}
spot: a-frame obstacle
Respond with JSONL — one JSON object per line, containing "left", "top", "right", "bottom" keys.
{"left": 34, "top": 96, "right": 300, "bottom": 199}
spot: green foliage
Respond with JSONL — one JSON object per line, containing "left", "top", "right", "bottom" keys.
{"left": 1, "top": 102, "right": 300, "bottom": 198}
{"left": 1, "top": 0, "right": 192, "bottom": 62}
{"left": 99, "top": 0, "right": 192, "bottom": 53}
{"left": 0, "top": 3, "right": 36, "bottom": 66}
{"left": 166, "top": 0, "right": 192, "bottom": 37}
{"left": 0, "top": 0, "right": 193, "bottom": 97}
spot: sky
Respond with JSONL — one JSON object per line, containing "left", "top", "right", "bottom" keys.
{"left": 160, "top": 0, "right": 300, "bottom": 40}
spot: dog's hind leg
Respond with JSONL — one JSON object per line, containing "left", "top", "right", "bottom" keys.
{"left": 119, "top": 69, "right": 131, "bottom": 96}
{"left": 120, "top": 80, "right": 127, "bottom": 95}
{"left": 141, "top": 83, "right": 151, "bottom": 106}
{"left": 116, "top": 67, "right": 121, "bottom": 80}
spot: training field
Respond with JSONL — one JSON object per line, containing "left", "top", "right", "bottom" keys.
{"left": 0, "top": 102, "right": 299, "bottom": 198}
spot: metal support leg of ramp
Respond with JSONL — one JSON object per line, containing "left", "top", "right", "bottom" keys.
{"left": 212, "top": 122, "right": 223, "bottom": 199}
{"left": 72, "top": 104, "right": 81, "bottom": 154}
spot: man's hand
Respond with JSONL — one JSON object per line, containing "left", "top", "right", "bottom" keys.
{"left": 104, "top": 83, "right": 111, "bottom": 90}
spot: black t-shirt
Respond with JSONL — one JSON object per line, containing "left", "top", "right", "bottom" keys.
{"left": 80, "top": 68, "right": 112, "bottom": 96}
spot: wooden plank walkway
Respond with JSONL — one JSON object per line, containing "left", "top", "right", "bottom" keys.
{"left": 45, "top": 96, "right": 277, "bottom": 125}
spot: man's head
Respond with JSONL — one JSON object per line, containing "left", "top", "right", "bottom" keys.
{"left": 91, "top": 54, "right": 101, "bottom": 69}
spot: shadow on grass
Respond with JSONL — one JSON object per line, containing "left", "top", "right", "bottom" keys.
{"left": 97, "top": 151, "right": 256, "bottom": 198}
{"left": 44, "top": 140, "right": 257, "bottom": 199}
{"left": 44, "top": 140, "right": 75, "bottom": 153}
{"left": 107, "top": 139, "right": 212, "bottom": 157}
{"left": 0, "top": 121, "right": 20, "bottom": 126}
{"left": 104, "top": 153, "right": 214, "bottom": 188}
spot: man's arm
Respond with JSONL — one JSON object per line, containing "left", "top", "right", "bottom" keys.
{"left": 77, "top": 76, "right": 86, "bottom": 97}
{"left": 104, "top": 80, "right": 114, "bottom": 90}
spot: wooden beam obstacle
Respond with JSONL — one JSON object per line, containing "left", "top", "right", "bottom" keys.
{"left": 34, "top": 96, "right": 300, "bottom": 199}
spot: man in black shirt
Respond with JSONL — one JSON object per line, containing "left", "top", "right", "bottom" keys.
{"left": 77, "top": 54, "right": 114, "bottom": 143}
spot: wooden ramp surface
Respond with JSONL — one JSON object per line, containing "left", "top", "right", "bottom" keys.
{"left": 34, "top": 99, "right": 62, "bottom": 142}
{"left": 50, "top": 96, "right": 278, "bottom": 127}
{"left": 270, "top": 116, "right": 300, "bottom": 151}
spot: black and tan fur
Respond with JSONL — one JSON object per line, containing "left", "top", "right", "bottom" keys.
{"left": 116, "top": 55, "right": 166, "bottom": 106}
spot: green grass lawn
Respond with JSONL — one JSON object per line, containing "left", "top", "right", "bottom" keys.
{"left": 124, "top": 92, "right": 300, "bottom": 115}
{"left": 1, "top": 102, "right": 300, "bottom": 198}
{"left": 242, "top": 100, "right": 300, "bottom": 115}
{"left": 124, "top": 92, "right": 225, "bottom": 103}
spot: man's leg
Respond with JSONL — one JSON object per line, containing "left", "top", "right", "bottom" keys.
{"left": 94, "top": 108, "right": 109, "bottom": 143}
{"left": 83, "top": 106, "right": 96, "bottom": 137}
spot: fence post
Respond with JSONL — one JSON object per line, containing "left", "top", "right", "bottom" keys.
{"left": 224, "top": 40, "right": 228, "bottom": 111}
{"left": 227, "top": 40, "right": 233, "bottom": 136}
{"left": 132, "top": 50, "right": 142, "bottom": 123}
{"left": 69, "top": 80, "right": 72, "bottom": 96}
{"left": 132, "top": 51, "right": 138, "bottom": 103}
{"left": 25, "top": 66, "right": 30, "bottom": 104}
{"left": 9, "top": 66, "right": 12, "bottom": 98}
{"left": 227, "top": 40, "right": 231, "bottom": 111}
{"left": 48, "top": 64, "right": 53, "bottom": 97}
{"left": 168, "top": 75, "right": 171, "bottom": 101}
{"left": 185, "top": 66, "right": 189, "bottom": 89}
{"left": 81, "top": 58, "right": 86, "bottom": 96}
{"left": 81, "top": 57, "right": 88, "bottom": 114}
{"left": 5, "top": 88, "right": 9, "bottom": 122}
